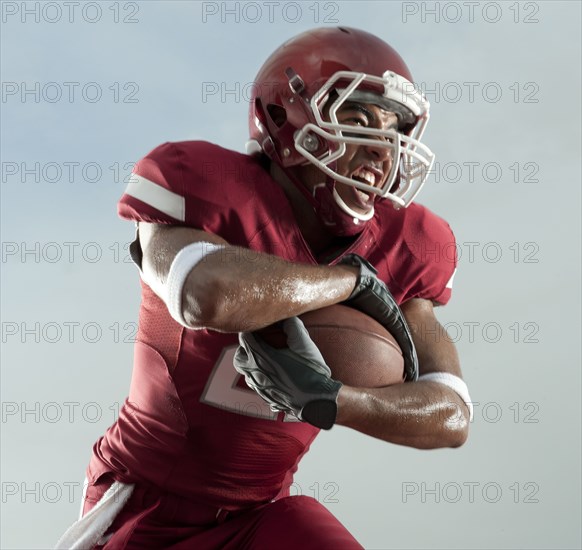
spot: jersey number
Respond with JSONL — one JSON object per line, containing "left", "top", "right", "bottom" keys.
{"left": 200, "top": 346, "right": 298, "bottom": 422}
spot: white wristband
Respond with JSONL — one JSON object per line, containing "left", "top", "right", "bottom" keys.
{"left": 165, "top": 241, "right": 225, "bottom": 327}
{"left": 418, "top": 372, "right": 473, "bottom": 422}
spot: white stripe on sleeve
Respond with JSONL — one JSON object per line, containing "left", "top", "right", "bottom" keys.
{"left": 125, "top": 174, "right": 186, "bottom": 222}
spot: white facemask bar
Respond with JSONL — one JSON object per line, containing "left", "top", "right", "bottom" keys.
{"left": 294, "top": 71, "right": 435, "bottom": 209}
{"left": 332, "top": 187, "right": 375, "bottom": 222}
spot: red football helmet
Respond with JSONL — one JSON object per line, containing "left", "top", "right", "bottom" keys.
{"left": 247, "top": 27, "right": 435, "bottom": 236}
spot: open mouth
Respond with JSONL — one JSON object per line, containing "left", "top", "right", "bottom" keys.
{"left": 349, "top": 165, "right": 383, "bottom": 209}
{"left": 352, "top": 167, "right": 377, "bottom": 186}
{"left": 349, "top": 178, "right": 374, "bottom": 209}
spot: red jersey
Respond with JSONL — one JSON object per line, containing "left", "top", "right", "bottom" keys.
{"left": 89, "top": 141, "right": 457, "bottom": 511}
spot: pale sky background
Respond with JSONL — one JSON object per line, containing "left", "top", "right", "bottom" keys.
{"left": 1, "top": 1, "right": 581, "bottom": 549}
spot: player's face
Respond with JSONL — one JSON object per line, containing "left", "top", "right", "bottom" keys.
{"left": 333, "top": 102, "right": 399, "bottom": 216}
{"left": 295, "top": 101, "right": 399, "bottom": 218}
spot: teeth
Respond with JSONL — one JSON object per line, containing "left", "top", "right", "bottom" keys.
{"left": 353, "top": 168, "right": 376, "bottom": 186}
{"left": 363, "top": 173, "right": 374, "bottom": 185}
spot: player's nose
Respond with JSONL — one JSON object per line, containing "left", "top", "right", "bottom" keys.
{"left": 363, "top": 138, "right": 392, "bottom": 162}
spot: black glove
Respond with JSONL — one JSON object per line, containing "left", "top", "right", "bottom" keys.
{"left": 234, "top": 317, "right": 342, "bottom": 430}
{"left": 339, "top": 253, "right": 419, "bottom": 381}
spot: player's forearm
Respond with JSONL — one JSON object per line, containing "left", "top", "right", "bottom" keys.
{"left": 138, "top": 223, "right": 358, "bottom": 332}
{"left": 183, "top": 247, "right": 358, "bottom": 331}
{"left": 335, "top": 381, "right": 469, "bottom": 449}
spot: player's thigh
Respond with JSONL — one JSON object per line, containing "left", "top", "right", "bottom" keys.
{"left": 244, "top": 495, "right": 363, "bottom": 550}
{"left": 109, "top": 496, "right": 362, "bottom": 550}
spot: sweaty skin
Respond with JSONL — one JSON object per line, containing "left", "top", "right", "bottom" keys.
{"left": 139, "top": 101, "right": 470, "bottom": 449}
{"left": 336, "top": 298, "right": 469, "bottom": 449}
{"left": 139, "top": 223, "right": 359, "bottom": 333}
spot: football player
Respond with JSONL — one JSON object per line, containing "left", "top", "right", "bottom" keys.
{"left": 56, "top": 27, "right": 471, "bottom": 549}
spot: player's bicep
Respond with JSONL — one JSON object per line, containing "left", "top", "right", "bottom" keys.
{"left": 138, "top": 222, "right": 229, "bottom": 297}
{"left": 400, "top": 298, "right": 463, "bottom": 378}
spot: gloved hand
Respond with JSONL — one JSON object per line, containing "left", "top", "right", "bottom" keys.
{"left": 339, "top": 253, "right": 419, "bottom": 381}
{"left": 234, "top": 317, "right": 342, "bottom": 430}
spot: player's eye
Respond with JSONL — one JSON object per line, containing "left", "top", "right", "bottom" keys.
{"left": 340, "top": 116, "right": 371, "bottom": 139}
{"left": 343, "top": 115, "right": 368, "bottom": 127}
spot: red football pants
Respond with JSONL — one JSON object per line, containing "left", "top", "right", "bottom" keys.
{"left": 85, "top": 478, "right": 363, "bottom": 549}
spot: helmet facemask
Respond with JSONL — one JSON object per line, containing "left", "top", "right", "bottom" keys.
{"left": 293, "top": 70, "right": 435, "bottom": 221}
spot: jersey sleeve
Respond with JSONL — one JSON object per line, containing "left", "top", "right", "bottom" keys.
{"left": 118, "top": 141, "right": 264, "bottom": 236}
{"left": 398, "top": 207, "right": 458, "bottom": 305}
{"left": 119, "top": 142, "right": 187, "bottom": 225}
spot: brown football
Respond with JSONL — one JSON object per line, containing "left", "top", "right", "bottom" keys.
{"left": 257, "top": 304, "right": 405, "bottom": 388}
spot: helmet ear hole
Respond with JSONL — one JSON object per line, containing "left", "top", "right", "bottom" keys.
{"left": 253, "top": 98, "right": 267, "bottom": 126}
{"left": 267, "top": 104, "right": 287, "bottom": 128}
